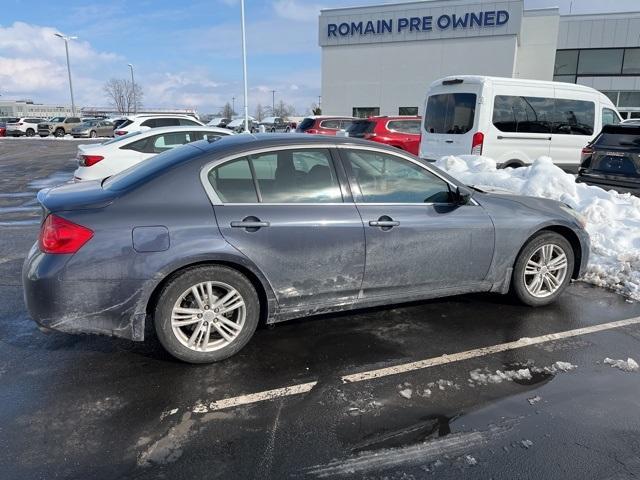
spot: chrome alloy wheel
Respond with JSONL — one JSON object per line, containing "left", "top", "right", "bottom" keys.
{"left": 171, "top": 281, "right": 246, "bottom": 352}
{"left": 523, "top": 244, "right": 569, "bottom": 298}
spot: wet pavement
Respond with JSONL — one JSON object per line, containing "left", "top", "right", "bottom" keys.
{"left": 1, "top": 138, "right": 640, "bottom": 480}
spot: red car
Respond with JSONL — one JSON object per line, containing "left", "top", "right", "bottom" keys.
{"left": 296, "top": 116, "right": 356, "bottom": 135}
{"left": 0, "top": 126, "right": 5, "bottom": 137}
{"left": 347, "top": 116, "right": 422, "bottom": 155}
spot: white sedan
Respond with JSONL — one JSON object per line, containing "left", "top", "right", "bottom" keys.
{"left": 73, "top": 126, "right": 232, "bottom": 181}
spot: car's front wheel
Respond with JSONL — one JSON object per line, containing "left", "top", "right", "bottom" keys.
{"left": 90, "top": 130, "right": 97, "bottom": 138}
{"left": 511, "top": 231, "right": 574, "bottom": 307}
{"left": 154, "top": 265, "right": 260, "bottom": 363}
{"left": 54, "top": 128, "right": 65, "bottom": 137}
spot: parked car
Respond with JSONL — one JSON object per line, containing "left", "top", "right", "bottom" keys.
{"left": 296, "top": 116, "right": 356, "bottom": 135}
{"left": 38, "top": 116, "right": 83, "bottom": 137}
{"left": 576, "top": 123, "right": 640, "bottom": 194}
{"left": 419, "top": 76, "right": 622, "bottom": 171}
{"left": 73, "top": 126, "right": 232, "bottom": 181}
{"left": 347, "top": 116, "right": 421, "bottom": 155}
{"left": 23, "top": 134, "right": 589, "bottom": 363}
{"left": 71, "top": 119, "right": 115, "bottom": 138}
{"left": 207, "top": 117, "right": 231, "bottom": 128}
{"left": 259, "top": 117, "right": 290, "bottom": 133}
{"left": 5, "top": 117, "right": 43, "bottom": 137}
{"left": 0, "top": 117, "right": 19, "bottom": 137}
{"left": 621, "top": 119, "right": 640, "bottom": 125}
{"left": 114, "top": 114, "right": 204, "bottom": 136}
{"left": 225, "top": 117, "right": 257, "bottom": 133}
{"left": 110, "top": 117, "right": 130, "bottom": 130}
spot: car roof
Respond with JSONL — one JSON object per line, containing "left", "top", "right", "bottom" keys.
{"left": 124, "top": 125, "right": 233, "bottom": 138}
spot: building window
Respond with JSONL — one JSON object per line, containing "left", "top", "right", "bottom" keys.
{"left": 554, "top": 50, "right": 579, "bottom": 75}
{"left": 553, "top": 75, "right": 577, "bottom": 84}
{"left": 352, "top": 107, "right": 379, "bottom": 118}
{"left": 602, "top": 91, "right": 619, "bottom": 105}
{"left": 398, "top": 107, "right": 418, "bottom": 115}
{"left": 577, "top": 49, "right": 624, "bottom": 75}
{"left": 623, "top": 48, "right": 640, "bottom": 75}
{"left": 619, "top": 92, "right": 640, "bottom": 108}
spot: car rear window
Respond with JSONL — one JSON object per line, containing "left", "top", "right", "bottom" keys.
{"left": 387, "top": 120, "right": 421, "bottom": 134}
{"left": 347, "top": 120, "right": 375, "bottom": 136}
{"left": 297, "top": 118, "right": 315, "bottom": 131}
{"left": 424, "top": 93, "right": 476, "bottom": 135}
{"left": 594, "top": 125, "right": 640, "bottom": 147}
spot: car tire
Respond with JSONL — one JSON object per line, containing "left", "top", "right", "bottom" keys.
{"left": 54, "top": 128, "right": 65, "bottom": 137}
{"left": 270, "top": 128, "right": 276, "bottom": 133}
{"left": 285, "top": 127, "right": 290, "bottom": 133}
{"left": 26, "top": 128, "right": 35, "bottom": 137}
{"left": 510, "top": 231, "right": 574, "bottom": 307}
{"left": 90, "top": 130, "right": 97, "bottom": 138}
{"left": 153, "top": 265, "right": 260, "bottom": 363}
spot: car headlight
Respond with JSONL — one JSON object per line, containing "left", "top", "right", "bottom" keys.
{"left": 560, "top": 204, "right": 587, "bottom": 228}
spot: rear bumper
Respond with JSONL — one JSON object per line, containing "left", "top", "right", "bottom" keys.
{"left": 22, "top": 243, "right": 145, "bottom": 341}
{"left": 576, "top": 174, "right": 640, "bottom": 195}
{"left": 6, "top": 130, "right": 24, "bottom": 136}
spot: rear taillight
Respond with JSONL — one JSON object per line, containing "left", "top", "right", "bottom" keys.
{"left": 471, "top": 132, "right": 484, "bottom": 155}
{"left": 115, "top": 130, "right": 127, "bottom": 136}
{"left": 581, "top": 146, "right": 594, "bottom": 156}
{"left": 18, "top": 122, "right": 23, "bottom": 126}
{"left": 39, "top": 214, "right": 93, "bottom": 254}
{"left": 80, "top": 155, "right": 104, "bottom": 166}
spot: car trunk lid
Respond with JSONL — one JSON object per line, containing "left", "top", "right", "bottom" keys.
{"left": 586, "top": 125, "right": 640, "bottom": 179}
{"left": 37, "top": 180, "right": 117, "bottom": 214}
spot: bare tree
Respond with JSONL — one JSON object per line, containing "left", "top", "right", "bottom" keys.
{"left": 254, "top": 103, "right": 266, "bottom": 122}
{"left": 220, "top": 102, "right": 236, "bottom": 119}
{"left": 104, "top": 78, "right": 143, "bottom": 115}
{"left": 270, "top": 100, "right": 296, "bottom": 119}
{"left": 309, "top": 103, "right": 322, "bottom": 115}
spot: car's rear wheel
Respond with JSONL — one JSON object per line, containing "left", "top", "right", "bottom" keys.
{"left": 54, "top": 128, "right": 65, "bottom": 137}
{"left": 511, "top": 231, "right": 574, "bottom": 307}
{"left": 26, "top": 128, "right": 35, "bottom": 137}
{"left": 154, "top": 266, "right": 260, "bottom": 363}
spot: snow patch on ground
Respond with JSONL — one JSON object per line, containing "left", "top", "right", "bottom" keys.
{"left": 435, "top": 155, "right": 640, "bottom": 301}
{"left": 469, "top": 368, "right": 532, "bottom": 385}
{"left": 604, "top": 357, "right": 639, "bottom": 372}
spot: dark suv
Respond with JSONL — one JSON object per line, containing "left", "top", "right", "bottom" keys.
{"left": 577, "top": 123, "right": 640, "bottom": 194}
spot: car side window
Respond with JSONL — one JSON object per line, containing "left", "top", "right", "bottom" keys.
{"left": 179, "top": 118, "right": 200, "bottom": 126}
{"left": 121, "top": 138, "right": 149, "bottom": 153}
{"left": 387, "top": 120, "right": 421, "bottom": 134}
{"left": 320, "top": 119, "right": 340, "bottom": 129}
{"left": 201, "top": 132, "right": 222, "bottom": 141}
{"left": 207, "top": 149, "right": 342, "bottom": 204}
{"left": 345, "top": 150, "right": 453, "bottom": 204}
{"left": 149, "top": 132, "right": 193, "bottom": 153}
{"left": 141, "top": 119, "right": 157, "bottom": 128}
{"left": 155, "top": 118, "right": 180, "bottom": 127}
{"left": 602, "top": 108, "right": 620, "bottom": 126}
{"left": 208, "top": 158, "right": 258, "bottom": 203}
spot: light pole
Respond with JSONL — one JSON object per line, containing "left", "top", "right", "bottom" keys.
{"left": 240, "top": 0, "right": 250, "bottom": 133}
{"left": 271, "top": 89, "right": 276, "bottom": 115}
{"left": 232, "top": 96, "right": 236, "bottom": 115}
{"left": 128, "top": 63, "right": 136, "bottom": 115}
{"left": 318, "top": 95, "right": 322, "bottom": 112}
{"left": 54, "top": 32, "right": 77, "bottom": 116}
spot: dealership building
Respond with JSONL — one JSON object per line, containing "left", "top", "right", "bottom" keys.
{"left": 319, "top": 0, "right": 640, "bottom": 119}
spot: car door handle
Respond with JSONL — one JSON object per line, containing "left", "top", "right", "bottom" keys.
{"left": 230, "top": 221, "right": 270, "bottom": 228}
{"left": 369, "top": 220, "right": 400, "bottom": 227}
{"left": 445, "top": 140, "right": 454, "bottom": 144}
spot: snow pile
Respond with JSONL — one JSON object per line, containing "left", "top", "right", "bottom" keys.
{"left": 546, "top": 361, "right": 577, "bottom": 373}
{"left": 604, "top": 357, "right": 639, "bottom": 372}
{"left": 436, "top": 155, "right": 640, "bottom": 301}
{"left": 469, "top": 367, "right": 532, "bottom": 385}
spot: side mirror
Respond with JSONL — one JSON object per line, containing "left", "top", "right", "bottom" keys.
{"left": 456, "top": 186, "right": 473, "bottom": 205}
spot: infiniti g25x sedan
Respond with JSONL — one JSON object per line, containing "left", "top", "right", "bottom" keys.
{"left": 23, "top": 134, "right": 589, "bottom": 363}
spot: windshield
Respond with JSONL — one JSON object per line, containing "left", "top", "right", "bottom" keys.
{"left": 297, "top": 118, "right": 315, "bottom": 131}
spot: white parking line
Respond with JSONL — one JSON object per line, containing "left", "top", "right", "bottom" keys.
{"left": 204, "top": 316, "right": 640, "bottom": 412}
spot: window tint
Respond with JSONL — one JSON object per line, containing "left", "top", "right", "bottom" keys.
{"left": 492, "top": 96, "right": 553, "bottom": 133}
{"left": 66, "top": 117, "right": 81, "bottom": 123}
{"left": 623, "top": 48, "right": 640, "bottom": 75}
{"left": 553, "top": 99, "right": 594, "bottom": 136}
{"left": 339, "top": 120, "right": 353, "bottom": 130}
{"left": 398, "top": 107, "right": 419, "bottom": 115}
{"left": 250, "top": 149, "right": 342, "bottom": 203}
{"left": 209, "top": 158, "right": 258, "bottom": 203}
{"left": 26, "top": 118, "right": 41, "bottom": 123}
{"left": 151, "top": 132, "right": 193, "bottom": 153}
{"left": 141, "top": 119, "right": 157, "bottom": 128}
{"left": 424, "top": 93, "right": 476, "bottom": 135}
{"left": 320, "top": 119, "right": 340, "bottom": 129}
{"left": 387, "top": 119, "right": 421, "bottom": 134}
{"left": 201, "top": 132, "right": 223, "bottom": 141}
{"left": 353, "top": 107, "right": 380, "bottom": 118}
{"left": 602, "top": 108, "right": 620, "bottom": 126}
{"left": 554, "top": 50, "right": 579, "bottom": 75}
{"left": 345, "top": 150, "right": 452, "bottom": 204}
{"left": 347, "top": 120, "right": 375, "bottom": 137}
{"left": 578, "top": 49, "right": 624, "bottom": 75}
{"left": 179, "top": 118, "right": 200, "bottom": 126}
{"left": 297, "top": 118, "right": 315, "bottom": 131}
{"left": 155, "top": 118, "right": 180, "bottom": 127}
{"left": 594, "top": 126, "right": 640, "bottom": 147}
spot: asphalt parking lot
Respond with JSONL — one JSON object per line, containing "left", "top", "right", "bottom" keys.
{"left": 2, "top": 138, "right": 640, "bottom": 480}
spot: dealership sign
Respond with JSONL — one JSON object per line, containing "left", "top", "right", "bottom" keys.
{"left": 327, "top": 10, "right": 510, "bottom": 37}
{"left": 319, "top": 0, "right": 523, "bottom": 46}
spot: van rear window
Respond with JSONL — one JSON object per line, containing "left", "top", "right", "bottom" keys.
{"left": 424, "top": 93, "right": 476, "bottom": 135}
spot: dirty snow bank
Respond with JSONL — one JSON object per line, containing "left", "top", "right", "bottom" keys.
{"left": 604, "top": 357, "right": 639, "bottom": 372}
{"left": 435, "top": 155, "right": 640, "bottom": 301}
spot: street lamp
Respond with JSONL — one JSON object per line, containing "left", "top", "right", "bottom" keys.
{"left": 128, "top": 63, "right": 136, "bottom": 115}
{"left": 54, "top": 32, "right": 77, "bottom": 116}
{"left": 240, "top": 0, "right": 249, "bottom": 132}
{"left": 271, "top": 89, "right": 276, "bottom": 115}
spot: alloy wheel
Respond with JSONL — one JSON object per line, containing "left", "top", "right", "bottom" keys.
{"left": 523, "top": 244, "right": 568, "bottom": 298}
{"left": 170, "top": 281, "right": 246, "bottom": 352}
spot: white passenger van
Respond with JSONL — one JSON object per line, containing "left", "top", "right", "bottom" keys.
{"left": 419, "top": 76, "right": 621, "bottom": 170}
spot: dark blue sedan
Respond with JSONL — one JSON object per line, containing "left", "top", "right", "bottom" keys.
{"left": 23, "top": 134, "right": 589, "bottom": 363}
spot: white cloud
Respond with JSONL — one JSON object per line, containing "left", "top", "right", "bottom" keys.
{"left": 273, "top": 0, "right": 323, "bottom": 22}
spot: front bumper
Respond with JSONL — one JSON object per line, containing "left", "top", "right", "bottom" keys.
{"left": 72, "top": 132, "right": 91, "bottom": 138}
{"left": 22, "top": 243, "right": 145, "bottom": 340}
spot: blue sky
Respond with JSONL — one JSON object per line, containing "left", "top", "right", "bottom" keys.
{"left": 1, "top": 0, "right": 639, "bottom": 115}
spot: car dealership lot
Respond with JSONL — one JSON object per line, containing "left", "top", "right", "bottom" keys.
{"left": 2, "top": 139, "right": 640, "bottom": 479}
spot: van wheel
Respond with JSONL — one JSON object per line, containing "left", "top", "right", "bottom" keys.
{"left": 510, "top": 232, "right": 574, "bottom": 307}
{"left": 503, "top": 160, "right": 524, "bottom": 169}
{"left": 153, "top": 266, "right": 260, "bottom": 363}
